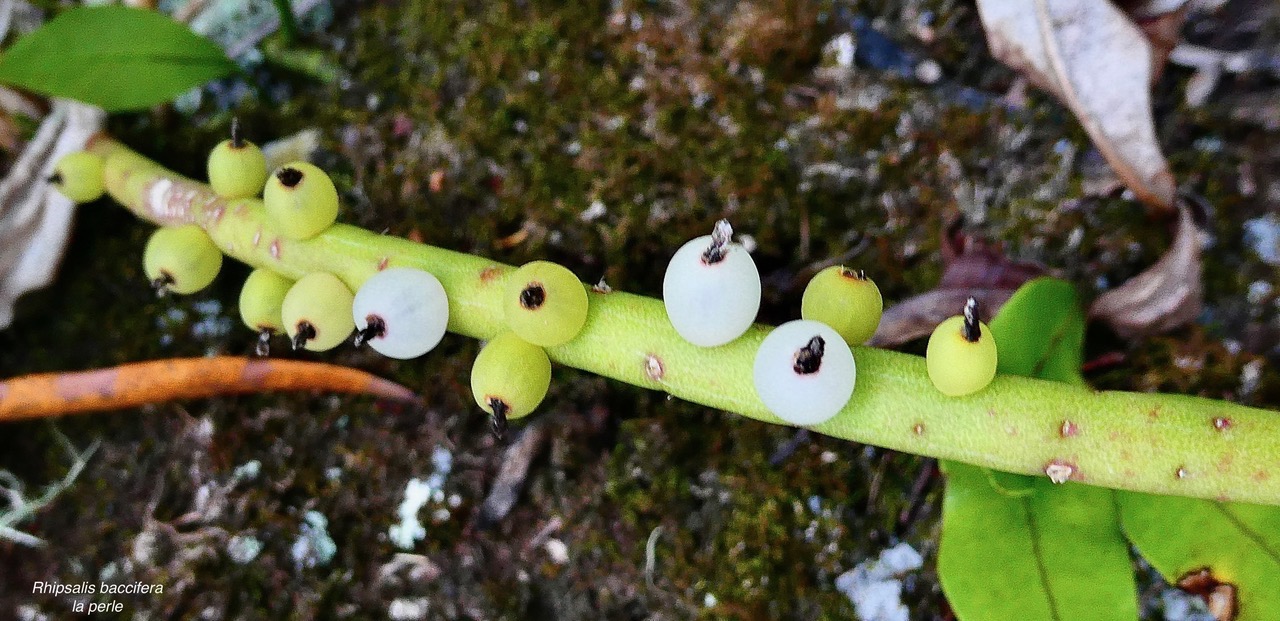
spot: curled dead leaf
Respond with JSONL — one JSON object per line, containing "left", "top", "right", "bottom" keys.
{"left": 976, "top": 0, "right": 1177, "bottom": 212}
{"left": 1088, "top": 202, "right": 1203, "bottom": 339}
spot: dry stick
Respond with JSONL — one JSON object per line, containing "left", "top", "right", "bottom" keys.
{"left": 87, "top": 137, "right": 1280, "bottom": 506}
{"left": 0, "top": 357, "right": 419, "bottom": 421}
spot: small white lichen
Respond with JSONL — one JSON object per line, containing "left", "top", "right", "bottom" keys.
{"left": 544, "top": 539, "right": 569, "bottom": 565}
{"left": 834, "top": 542, "right": 923, "bottom": 621}
{"left": 389, "top": 446, "right": 453, "bottom": 550}
{"left": 291, "top": 510, "right": 337, "bottom": 568}
{"left": 227, "top": 533, "right": 263, "bottom": 564}
{"left": 388, "top": 597, "right": 430, "bottom": 621}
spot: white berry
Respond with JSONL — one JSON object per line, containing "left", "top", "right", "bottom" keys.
{"left": 662, "top": 220, "right": 761, "bottom": 347}
{"left": 352, "top": 267, "right": 449, "bottom": 359}
{"left": 752, "top": 319, "right": 856, "bottom": 426}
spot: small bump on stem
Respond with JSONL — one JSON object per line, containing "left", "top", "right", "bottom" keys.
{"left": 793, "top": 336, "right": 826, "bottom": 375}
{"left": 519, "top": 283, "right": 546, "bottom": 310}
{"left": 701, "top": 219, "right": 733, "bottom": 264}
{"left": 962, "top": 297, "right": 982, "bottom": 343}
{"left": 230, "top": 118, "right": 245, "bottom": 149}
{"left": 276, "top": 167, "right": 304, "bottom": 188}
{"left": 151, "top": 271, "right": 175, "bottom": 297}
{"left": 292, "top": 321, "right": 317, "bottom": 350}
{"left": 487, "top": 397, "right": 509, "bottom": 439}
{"left": 354, "top": 315, "right": 386, "bottom": 347}
{"left": 1045, "top": 460, "right": 1075, "bottom": 484}
{"left": 254, "top": 328, "right": 274, "bottom": 356}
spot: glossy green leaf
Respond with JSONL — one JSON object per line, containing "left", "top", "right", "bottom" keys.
{"left": 1118, "top": 488, "right": 1280, "bottom": 619}
{"left": 938, "top": 278, "right": 1137, "bottom": 621}
{"left": 0, "top": 7, "right": 237, "bottom": 112}
{"left": 989, "top": 277, "right": 1086, "bottom": 387}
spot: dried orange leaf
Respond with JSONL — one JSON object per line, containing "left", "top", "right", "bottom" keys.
{"left": 0, "top": 357, "right": 420, "bottom": 421}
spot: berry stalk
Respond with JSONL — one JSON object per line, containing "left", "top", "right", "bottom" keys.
{"left": 89, "top": 137, "right": 1280, "bottom": 506}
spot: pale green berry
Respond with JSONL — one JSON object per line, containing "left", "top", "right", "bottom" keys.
{"left": 50, "top": 151, "right": 105, "bottom": 203}
{"left": 801, "top": 266, "right": 883, "bottom": 345}
{"left": 926, "top": 298, "right": 998, "bottom": 397}
{"left": 239, "top": 268, "right": 292, "bottom": 332}
{"left": 281, "top": 272, "right": 354, "bottom": 352}
{"left": 263, "top": 161, "right": 339, "bottom": 240}
{"left": 470, "top": 332, "right": 552, "bottom": 434}
{"left": 207, "top": 123, "right": 268, "bottom": 199}
{"left": 502, "top": 261, "right": 589, "bottom": 347}
{"left": 239, "top": 268, "right": 293, "bottom": 356}
{"left": 143, "top": 225, "right": 223, "bottom": 295}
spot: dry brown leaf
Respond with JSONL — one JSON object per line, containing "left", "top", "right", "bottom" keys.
{"left": 1089, "top": 202, "right": 1203, "bottom": 339}
{"left": 976, "top": 0, "right": 1177, "bottom": 212}
{"left": 869, "top": 223, "right": 1045, "bottom": 347}
{"left": 0, "top": 100, "right": 104, "bottom": 329}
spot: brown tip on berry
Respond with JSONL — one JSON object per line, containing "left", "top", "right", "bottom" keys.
{"left": 151, "top": 271, "right": 175, "bottom": 297}
{"left": 486, "top": 397, "right": 510, "bottom": 439}
{"left": 520, "top": 283, "right": 546, "bottom": 310}
{"left": 230, "top": 118, "right": 245, "bottom": 149}
{"left": 793, "top": 336, "right": 825, "bottom": 375}
{"left": 292, "top": 321, "right": 317, "bottom": 350}
{"left": 962, "top": 297, "right": 982, "bottom": 343}
{"left": 839, "top": 267, "right": 866, "bottom": 280}
{"left": 701, "top": 219, "right": 733, "bottom": 264}
{"left": 354, "top": 315, "right": 386, "bottom": 347}
{"left": 276, "top": 167, "right": 304, "bottom": 188}
{"left": 255, "top": 328, "right": 273, "bottom": 356}
{"left": 46, "top": 172, "right": 63, "bottom": 186}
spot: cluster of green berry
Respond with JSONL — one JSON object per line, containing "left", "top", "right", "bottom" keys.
{"left": 48, "top": 131, "right": 998, "bottom": 435}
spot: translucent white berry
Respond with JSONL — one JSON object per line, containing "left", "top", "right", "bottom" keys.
{"left": 662, "top": 220, "right": 761, "bottom": 347}
{"left": 752, "top": 319, "right": 856, "bottom": 426}
{"left": 352, "top": 267, "right": 449, "bottom": 360}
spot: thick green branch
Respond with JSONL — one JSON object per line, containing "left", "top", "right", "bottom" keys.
{"left": 89, "top": 137, "right": 1280, "bottom": 506}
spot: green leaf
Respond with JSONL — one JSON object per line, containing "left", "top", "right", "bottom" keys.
{"left": 938, "top": 278, "right": 1137, "bottom": 621}
{"left": 989, "top": 277, "right": 1086, "bottom": 386}
{"left": 1118, "top": 485, "right": 1280, "bottom": 619}
{"left": 0, "top": 7, "right": 237, "bottom": 112}
{"left": 939, "top": 465, "right": 1137, "bottom": 621}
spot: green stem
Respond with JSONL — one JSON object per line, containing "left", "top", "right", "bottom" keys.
{"left": 89, "top": 137, "right": 1280, "bottom": 507}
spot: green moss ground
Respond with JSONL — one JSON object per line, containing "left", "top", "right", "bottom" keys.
{"left": 2, "top": 1, "right": 1279, "bottom": 618}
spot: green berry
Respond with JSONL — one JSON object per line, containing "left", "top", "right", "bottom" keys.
{"left": 239, "top": 268, "right": 293, "bottom": 333}
{"left": 926, "top": 298, "right": 998, "bottom": 397}
{"left": 801, "top": 266, "right": 883, "bottom": 345}
{"left": 143, "top": 225, "right": 223, "bottom": 295}
{"left": 502, "top": 260, "right": 589, "bottom": 347}
{"left": 263, "top": 161, "right": 339, "bottom": 240}
{"left": 281, "top": 272, "right": 354, "bottom": 352}
{"left": 207, "top": 123, "right": 268, "bottom": 199}
{"left": 470, "top": 332, "right": 551, "bottom": 431}
{"left": 50, "top": 151, "right": 105, "bottom": 203}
